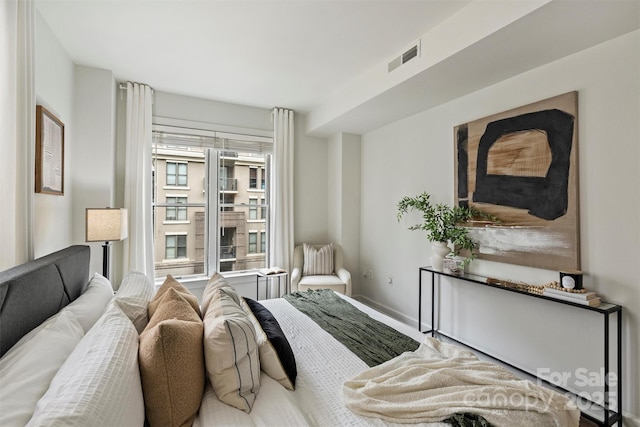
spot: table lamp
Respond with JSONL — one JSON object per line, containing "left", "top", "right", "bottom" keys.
{"left": 85, "top": 208, "right": 128, "bottom": 279}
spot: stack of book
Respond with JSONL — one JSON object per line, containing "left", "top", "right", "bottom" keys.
{"left": 542, "top": 287, "right": 601, "bottom": 307}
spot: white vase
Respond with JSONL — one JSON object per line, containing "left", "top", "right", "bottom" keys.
{"left": 430, "top": 241, "right": 451, "bottom": 272}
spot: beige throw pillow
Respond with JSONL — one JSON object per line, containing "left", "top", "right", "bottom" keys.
{"left": 149, "top": 274, "right": 201, "bottom": 319}
{"left": 202, "top": 275, "right": 260, "bottom": 413}
{"left": 303, "top": 243, "right": 334, "bottom": 276}
{"left": 139, "top": 287, "right": 204, "bottom": 427}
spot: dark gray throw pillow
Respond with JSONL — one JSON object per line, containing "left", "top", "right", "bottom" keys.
{"left": 244, "top": 298, "right": 297, "bottom": 388}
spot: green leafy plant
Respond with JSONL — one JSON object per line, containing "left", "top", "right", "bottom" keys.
{"left": 397, "top": 192, "right": 494, "bottom": 263}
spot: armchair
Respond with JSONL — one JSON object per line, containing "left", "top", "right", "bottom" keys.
{"left": 290, "top": 244, "right": 352, "bottom": 296}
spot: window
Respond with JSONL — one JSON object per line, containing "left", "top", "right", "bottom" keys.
{"left": 165, "top": 234, "right": 187, "bottom": 259}
{"left": 166, "top": 196, "right": 187, "bottom": 221}
{"left": 220, "top": 228, "right": 236, "bottom": 263}
{"left": 166, "top": 162, "right": 187, "bottom": 186}
{"left": 249, "top": 198, "right": 258, "bottom": 220}
{"left": 260, "top": 168, "right": 265, "bottom": 189}
{"left": 249, "top": 167, "right": 258, "bottom": 189}
{"left": 248, "top": 231, "right": 257, "bottom": 254}
{"left": 152, "top": 124, "right": 272, "bottom": 279}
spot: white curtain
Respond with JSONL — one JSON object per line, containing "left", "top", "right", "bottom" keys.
{"left": 270, "top": 108, "right": 295, "bottom": 289}
{"left": 122, "top": 82, "right": 154, "bottom": 279}
{"left": 1, "top": 0, "right": 35, "bottom": 269}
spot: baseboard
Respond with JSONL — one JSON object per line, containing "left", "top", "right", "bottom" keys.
{"left": 352, "top": 294, "right": 418, "bottom": 329}
{"left": 623, "top": 413, "right": 640, "bottom": 427}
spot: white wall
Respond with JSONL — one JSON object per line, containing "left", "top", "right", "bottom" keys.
{"left": 34, "top": 17, "right": 119, "bottom": 281}
{"left": 153, "top": 91, "right": 272, "bottom": 131}
{"left": 359, "top": 30, "right": 640, "bottom": 421}
{"left": 294, "top": 120, "right": 329, "bottom": 244}
{"left": 33, "top": 11, "right": 75, "bottom": 258}
{"left": 327, "top": 133, "right": 361, "bottom": 292}
{"left": 72, "top": 65, "right": 117, "bottom": 278}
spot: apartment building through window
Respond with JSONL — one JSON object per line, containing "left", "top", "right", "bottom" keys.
{"left": 152, "top": 123, "right": 272, "bottom": 279}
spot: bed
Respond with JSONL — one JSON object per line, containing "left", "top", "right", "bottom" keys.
{"left": 0, "top": 246, "right": 580, "bottom": 427}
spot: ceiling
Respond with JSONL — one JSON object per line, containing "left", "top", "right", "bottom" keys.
{"left": 36, "top": 0, "right": 640, "bottom": 136}
{"left": 36, "top": 0, "right": 471, "bottom": 114}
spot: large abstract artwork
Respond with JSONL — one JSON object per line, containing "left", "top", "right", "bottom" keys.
{"left": 454, "top": 92, "right": 579, "bottom": 271}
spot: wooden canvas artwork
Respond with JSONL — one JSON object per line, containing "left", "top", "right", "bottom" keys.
{"left": 454, "top": 92, "right": 579, "bottom": 271}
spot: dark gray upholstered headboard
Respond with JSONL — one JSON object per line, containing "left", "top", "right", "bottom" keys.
{"left": 0, "top": 245, "right": 90, "bottom": 358}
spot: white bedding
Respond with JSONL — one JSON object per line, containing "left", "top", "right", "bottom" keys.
{"left": 194, "top": 295, "right": 447, "bottom": 427}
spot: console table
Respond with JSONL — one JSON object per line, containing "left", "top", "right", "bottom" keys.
{"left": 419, "top": 266, "right": 623, "bottom": 427}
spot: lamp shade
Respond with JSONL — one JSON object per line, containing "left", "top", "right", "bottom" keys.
{"left": 86, "top": 208, "right": 128, "bottom": 242}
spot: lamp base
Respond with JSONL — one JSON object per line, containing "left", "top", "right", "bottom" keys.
{"left": 102, "top": 242, "right": 112, "bottom": 279}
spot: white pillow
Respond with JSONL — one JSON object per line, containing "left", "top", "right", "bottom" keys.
{"left": 112, "top": 270, "right": 154, "bottom": 333}
{"left": 0, "top": 313, "right": 59, "bottom": 362}
{"left": 27, "top": 303, "right": 144, "bottom": 427}
{"left": 0, "top": 310, "right": 84, "bottom": 427}
{"left": 62, "top": 272, "right": 113, "bottom": 333}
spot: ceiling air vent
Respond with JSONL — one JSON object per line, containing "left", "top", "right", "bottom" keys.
{"left": 388, "top": 39, "right": 421, "bottom": 73}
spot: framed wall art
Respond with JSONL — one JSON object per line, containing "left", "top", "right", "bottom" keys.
{"left": 35, "top": 105, "right": 65, "bottom": 195}
{"left": 454, "top": 91, "right": 579, "bottom": 271}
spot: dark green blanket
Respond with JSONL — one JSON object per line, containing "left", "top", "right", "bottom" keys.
{"left": 284, "top": 289, "right": 419, "bottom": 367}
{"left": 284, "top": 290, "right": 494, "bottom": 427}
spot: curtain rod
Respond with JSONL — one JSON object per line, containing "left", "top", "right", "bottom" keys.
{"left": 118, "top": 82, "right": 154, "bottom": 94}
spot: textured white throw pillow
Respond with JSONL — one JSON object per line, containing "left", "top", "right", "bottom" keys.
{"left": 0, "top": 310, "right": 84, "bottom": 427}
{"left": 61, "top": 272, "right": 114, "bottom": 333}
{"left": 27, "top": 303, "right": 144, "bottom": 427}
{"left": 112, "top": 270, "right": 154, "bottom": 333}
{"left": 303, "top": 243, "right": 334, "bottom": 276}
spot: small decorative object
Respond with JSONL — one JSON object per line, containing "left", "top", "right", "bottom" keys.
{"left": 443, "top": 255, "right": 465, "bottom": 276}
{"left": 397, "top": 192, "right": 495, "bottom": 270}
{"left": 559, "top": 270, "right": 583, "bottom": 290}
{"left": 543, "top": 280, "right": 599, "bottom": 306}
{"left": 35, "top": 105, "right": 65, "bottom": 195}
{"left": 484, "top": 277, "right": 598, "bottom": 305}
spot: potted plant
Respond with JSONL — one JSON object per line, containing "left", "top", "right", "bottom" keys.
{"left": 397, "top": 192, "right": 485, "bottom": 272}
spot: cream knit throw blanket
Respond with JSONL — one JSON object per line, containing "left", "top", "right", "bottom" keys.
{"left": 343, "top": 338, "right": 580, "bottom": 427}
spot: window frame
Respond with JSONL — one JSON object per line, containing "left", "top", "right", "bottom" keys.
{"left": 152, "top": 120, "right": 273, "bottom": 280}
